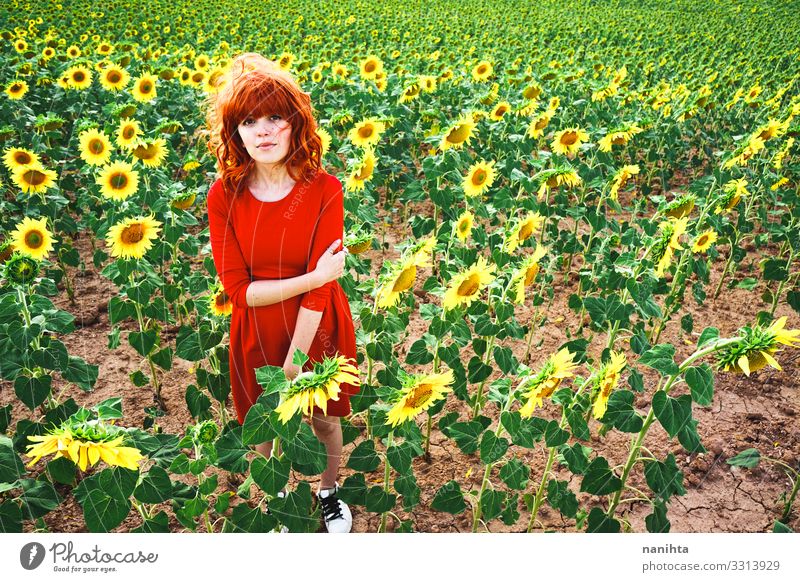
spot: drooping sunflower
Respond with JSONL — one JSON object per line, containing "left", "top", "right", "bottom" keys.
{"left": 5, "top": 80, "right": 28, "bottom": 100}
{"left": 661, "top": 193, "right": 696, "bottom": 219}
{"left": 722, "top": 135, "right": 765, "bottom": 169}
{"left": 609, "top": 164, "right": 640, "bottom": 201}
{"left": 462, "top": 159, "right": 497, "bottom": 197}
{"left": 692, "top": 229, "right": 718, "bottom": 254}
{"left": 348, "top": 118, "right": 385, "bottom": 148}
{"left": 131, "top": 137, "right": 168, "bottom": 168}
{"left": 755, "top": 118, "right": 787, "bottom": 142}
{"left": 99, "top": 63, "right": 129, "bottom": 91}
{"left": 442, "top": 255, "right": 496, "bottom": 311}
{"left": 591, "top": 351, "right": 627, "bottom": 420}
{"left": 536, "top": 167, "right": 582, "bottom": 201}
{"left": 517, "top": 348, "right": 579, "bottom": 417}
{"left": 78, "top": 128, "right": 112, "bottom": 166}
{"left": 504, "top": 212, "right": 545, "bottom": 253}
{"left": 65, "top": 65, "right": 92, "bottom": 90}
{"left": 12, "top": 163, "right": 58, "bottom": 195}
{"left": 115, "top": 118, "right": 141, "bottom": 150}
{"left": 209, "top": 287, "right": 232, "bottom": 316}
{"left": 440, "top": 115, "right": 477, "bottom": 152}
{"left": 650, "top": 217, "right": 689, "bottom": 278}
{"left": 25, "top": 415, "right": 143, "bottom": 472}
{"left": 96, "top": 160, "right": 139, "bottom": 202}
{"left": 344, "top": 230, "right": 373, "bottom": 255}
{"left": 551, "top": 127, "right": 589, "bottom": 156}
{"left": 105, "top": 215, "right": 162, "bottom": 259}
{"left": 717, "top": 317, "right": 799, "bottom": 377}
{"left": 386, "top": 369, "right": 455, "bottom": 427}
{"left": 3, "top": 147, "right": 39, "bottom": 172}
{"left": 454, "top": 210, "right": 474, "bottom": 242}
{"left": 597, "top": 123, "right": 643, "bottom": 152}
{"left": 471, "top": 60, "right": 493, "bottom": 82}
{"left": 171, "top": 192, "right": 196, "bottom": 210}
{"left": 345, "top": 149, "right": 377, "bottom": 192}
{"left": 510, "top": 244, "right": 548, "bottom": 304}
{"left": 10, "top": 216, "right": 56, "bottom": 260}
{"left": 131, "top": 73, "right": 157, "bottom": 103}
{"left": 526, "top": 111, "right": 553, "bottom": 139}
{"left": 275, "top": 355, "right": 360, "bottom": 423}
{"left": 316, "top": 127, "right": 332, "bottom": 159}
{"left": 359, "top": 55, "right": 384, "bottom": 81}
{"left": 489, "top": 101, "right": 511, "bottom": 121}
{"left": 398, "top": 83, "right": 421, "bottom": 104}
{"left": 375, "top": 240, "right": 434, "bottom": 309}
{"left": 716, "top": 178, "right": 749, "bottom": 213}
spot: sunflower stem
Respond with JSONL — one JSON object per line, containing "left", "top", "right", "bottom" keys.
{"left": 527, "top": 445, "right": 557, "bottom": 533}
{"left": 771, "top": 244, "right": 795, "bottom": 317}
{"left": 378, "top": 430, "right": 394, "bottom": 533}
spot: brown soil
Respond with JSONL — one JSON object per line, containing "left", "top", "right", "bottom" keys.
{"left": 3, "top": 199, "right": 799, "bottom": 534}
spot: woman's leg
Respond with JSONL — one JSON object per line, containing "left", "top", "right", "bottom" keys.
{"left": 253, "top": 440, "right": 281, "bottom": 459}
{"left": 310, "top": 414, "right": 343, "bottom": 490}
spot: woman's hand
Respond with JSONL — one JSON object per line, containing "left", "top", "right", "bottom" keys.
{"left": 283, "top": 360, "right": 301, "bottom": 381}
{"left": 312, "top": 239, "right": 348, "bottom": 286}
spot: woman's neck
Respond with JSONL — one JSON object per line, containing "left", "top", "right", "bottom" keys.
{"left": 248, "top": 161, "right": 294, "bottom": 193}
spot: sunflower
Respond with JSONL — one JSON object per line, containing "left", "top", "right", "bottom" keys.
{"left": 78, "top": 128, "right": 112, "bottom": 166}
{"left": 209, "top": 287, "right": 232, "bottom": 316}
{"left": 332, "top": 63, "right": 349, "bottom": 78}
{"left": 661, "top": 193, "right": 696, "bottom": 219}
{"left": 99, "top": 63, "right": 129, "bottom": 91}
{"left": 386, "top": 369, "right": 455, "bottom": 427}
{"left": 10, "top": 216, "right": 56, "bottom": 260}
{"left": 275, "top": 355, "right": 360, "bottom": 423}
{"left": 11, "top": 163, "right": 57, "bottom": 195}
{"left": 345, "top": 149, "right": 377, "bottom": 192}
{"left": 13, "top": 39, "right": 28, "bottom": 53}
{"left": 442, "top": 255, "right": 496, "bottom": 311}
{"left": 480, "top": 83, "right": 499, "bottom": 105}
{"left": 440, "top": 115, "right": 477, "bottom": 152}
{"left": 65, "top": 65, "right": 92, "bottom": 90}
{"left": 344, "top": 230, "right": 373, "bottom": 254}
{"left": 359, "top": 56, "right": 384, "bottom": 81}
{"left": 522, "top": 82, "right": 542, "bottom": 101}
{"left": 462, "top": 159, "right": 497, "bottom": 197}
{"left": 526, "top": 111, "right": 552, "bottom": 139}
{"left": 517, "top": 348, "right": 578, "bottom": 417}
{"left": 3, "top": 147, "right": 39, "bottom": 172}
{"left": 510, "top": 244, "right": 547, "bottom": 304}
{"left": 131, "top": 137, "right": 168, "bottom": 168}
{"left": 348, "top": 117, "right": 385, "bottom": 148}
{"left": 772, "top": 137, "right": 795, "bottom": 170}
{"left": 651, "top": 217, "right": 688, "bottom": 278}
{"left": 376, "top": 243, "right": 433, "bottom": 309}
{"left": 489, "top": 101, "right": 511, "bottom": 121}
{"left": 66, "top": 45, "right": 81, "bottom": 58}
{"left": 105, "top": 215, "right": 162, "bottom": 259}
{"left": 316, "top": 127, "right": 332, "bottom": 159}
{"left": 591, "top": 351, "right": 627, "bottom": 420}
{"left": 504, "top": 212, "right": 544, "bottom": 253}
{"left": 419, "top": 75, "right": 437, "bottom": 93}
{"left": 25, "top": 416, "right": 143, "bottom": 472}
{"left": 717, "top": 317, "right": 799, "bottom": 377}
{"left": 471, "top": 60, "right": 493, "bottom": 82}
{"left": 131, "top": 73, "right": 157, "bottom": 102}
{"left": 597, "top": 123, "right": 643, "bottom": 152}
{"left": 398, "top": 83, "right": 421, "bottom": 104}
{"left": 722, "top": 136, "right": 765, "bottom": 169}
{"left": 96, "top": 161, "right": 139, "bottom": 202}
{"left": 5, "top": 80, "right": 28, "bottom": 100}
{"left": 454, "top": 210, "right": 474, "bottom": 242}
{"left": 755, "top": 118, "right": 786, "bottom": 142}
{"left": 551, "top": 127, "right": 589, "bottom": 156}
{"left": 609, "top": 164, "right": 640, "bottom": 201}
{"left": 115, "top": 118, "right": 141, "bottom": 150}
{"left": 692, "top": 229, "right": 718, "bottom": 254}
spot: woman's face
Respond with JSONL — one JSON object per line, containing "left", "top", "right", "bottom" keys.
{"left": 237, "top": 113, "right": 292, "bottom": 167}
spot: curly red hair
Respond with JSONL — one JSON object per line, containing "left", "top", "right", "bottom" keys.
{"left": 205, "top": 53, "right": 322, "bottom": 197}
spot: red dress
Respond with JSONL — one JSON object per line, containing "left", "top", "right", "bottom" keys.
{"left": 206, "top": 169, "right": 359, "bottom": 424}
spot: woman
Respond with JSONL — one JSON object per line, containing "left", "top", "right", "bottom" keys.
{"left": 205, "top": 52, "right": 359, "bottom": 533}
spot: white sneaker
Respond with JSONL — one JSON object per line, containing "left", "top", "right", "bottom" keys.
{"left": 317, "top": 483, "right": 352, "bottom": 533}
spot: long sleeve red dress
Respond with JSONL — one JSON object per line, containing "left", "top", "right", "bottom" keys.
{"left": 206, "top": 169, "right": 359, "bottom": 425}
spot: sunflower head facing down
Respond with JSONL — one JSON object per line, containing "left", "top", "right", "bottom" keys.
{"left": 131, "top": 137, "right": 168, "bottom": 168}
{"left": 716, "top": 178, "right": 749, "bottom": 213}
{"left": 661, "top": 193, "right": 696, "bottom": 219}
{"left": 10, "top": 216, "right": 57, "bottom": 261}
{"left": 106, "top": 215, "right": 162, "bottom": 260}
{"left": 440, "top": 115, "right": 477, "bottom": 152}
{"left": 650, "top": 216, "right": 688, "bottom": 278}
{"left": 591, "top": 351, "right": 627, "bottom": 420}
{"left": 376, "top": 239, "right": 434, "bottom": 309}
{"left": 510, "top": 244, "right": 548, "bottom": 304}
{"left": 717, "top": 317, "right": 800, "bottom": 377}
{"left": 386, "top": 369, "right": 455, "bottom": 427}
{"left": 504, "top": 212, "right": 545, "bottom": 253}
{"left": 518, "top": 348, "right": 579, "bottom": 417}
{"left": 275, "top": 355, "right": 360, "bottom": 423}
{"left": 442, "top": 255, "right": 496, "bottom": 311}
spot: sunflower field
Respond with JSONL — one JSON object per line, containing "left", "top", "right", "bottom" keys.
{"left": 1, "top": 0, "right": 800, "bottom": 534}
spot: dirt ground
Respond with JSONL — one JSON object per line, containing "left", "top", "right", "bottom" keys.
{"left": 3, "top": 195, "right": 799, "bottom": 534}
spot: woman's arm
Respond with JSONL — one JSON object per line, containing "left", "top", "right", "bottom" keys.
{"left": 245, "top": 272, "right": 321, "bottom": 308}
{"left": 281, "top": 306, "right": 324, "bottom": 379}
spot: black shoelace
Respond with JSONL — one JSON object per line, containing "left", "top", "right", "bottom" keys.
{"left": 319, "top": 492, "right": 344, "bottom": 522}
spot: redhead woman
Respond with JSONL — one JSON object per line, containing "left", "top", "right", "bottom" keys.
{"left": 205, "top": 52, "right": 359, "bottom": 533}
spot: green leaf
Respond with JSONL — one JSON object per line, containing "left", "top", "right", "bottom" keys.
{"left": 251, "top": 455, "right": 290, "bottom": 496}
{"left": 467, "top": 356, "right": 493, "bottom": 383}
{"left": 394, "top": 473, "right": 421, "bottom": 510}
{"left": 445, "top": 420, "right": 484, "bottom": 454}
{"left": 128, "top": 329, "right": 157, "bottom": 357}
{"left": 584, "top": 295, "right": 633, "bottom": 327}
{"left": 644, "top": 454, "right": 686, "bottom": 501}
{"left": 406, "top": 338, "right": 434, "bottom": 365}
{"left": 645, "top": 500, "right": 671, "bottom": 533}
{"left": 685, "top": 364, "right": 714, "bottom": 406}
{"left": 0, "top": 500, "right": 22, "bottom": 533}
{"left": 547, "top": 479, "right": 578, "bottom": 519}
{"left": 652, "top": 391, "right": 693, "bottom": 438}
{"left": 268, "top": 482, "right": 317, "bottom": 533}
{"left": 697, "top": 326, "right": 720, "bottom": 348}
{"left": 480, "top": 489, "right": 505, "bottom": 522}
{"left": 242, "top": 403, "right": 277, "bottom": 446}
{"left": 479, "top": 431, "right": 509, "bottom": 464}
{"left": 639, "top": 344, "right": 679, "bottom": 376}
{"left": 602, "top": 390, "right": 643, "bottom": 433}
{"left": 586, "top": 507, "right": 620, "bottom": 532}
{"left": 346, "top": 440, "right": 381, "bottom": 472}
{"left": 559, "top": 442, "right": 592, "bottom": 475}
{"left": 499, "top": 458, "right": 530, "bottom": 490}
{"left": 580, "top": 457, "right": 622, "bottom": 496}
{"left": 131, "top": 510, "right": 170, "bottom": 533}
{"left": 387, "top": 441, "right": 416, "bottom": 475}
{"left": 73, "top": 468, "right": 135, "bottom": 532}
{"left": 254, "top": 365, "right": 289, "bottom": 397}
{"left": 14, "top": 375, "right": 51, "bottom": 410}
{"left": 291, "top": 348, "right": 309, "bottom": 367}
{"left": 773, "top": 520, "right": 794, "bottom": 533}
{"left": 727, "top": 448, "right": 761, "bottom": 468}
{"left": 215, "top": 426, "right": 249, "bottom": 473}
{"left": 365, "top": 486, "right": 396, "bottom": 513}
{"left": 565, "top": 408, "right": 590, "bottom": 441}
{"left": 283, "top": 424, "right": 327, "bottom": 475}
{"left": 337, "top": 473, "right": 367, "bottom": 506}
{"left": 228, "top": 502, "right": 278, "bottom": 533}
{"left": 544, "top": 420, "right": 569, "bottom": 448}
{"left": 500, "top": 411, "right": 546, "bottom": 448}
{"left": 93, "top": 397, "right": 123, "bottom": 420}
{"left": 0, "top": 437, "right": 26, "bottom": 483}
{"left": 431, "top": 481, "right": 467, "bottom": 514}
{"left": 134, "top": 466, "right": 173, "bottom": 504}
